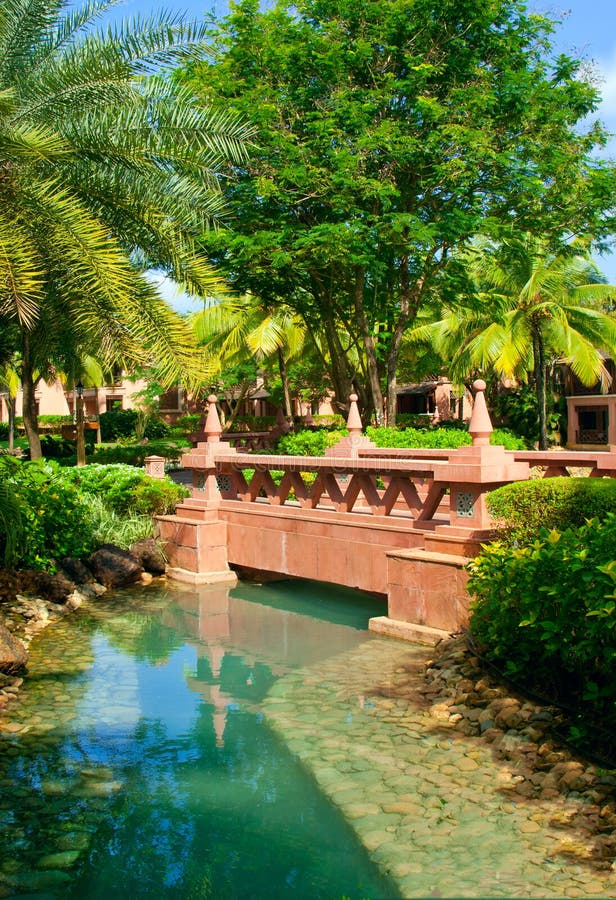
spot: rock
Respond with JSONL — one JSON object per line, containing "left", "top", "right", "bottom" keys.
{"left": 129, "top": 538, "right": 166, "bottom": 576}
{"left": 87, "top": 545, "right": 143, "bottom": 588}
{"left": 24, "top": 570, "right": 75, "bottom": 604}
{"left": 0, "top": 624, "right": 27, "bottom": 674}
{"left": 60, "top": 557, "right": 94, "bottom": 584}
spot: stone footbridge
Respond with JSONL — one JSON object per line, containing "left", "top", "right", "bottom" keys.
{"left": 152, "top": 383, "right": 616, "bottom": 644}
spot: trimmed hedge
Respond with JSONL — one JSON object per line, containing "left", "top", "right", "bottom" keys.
{"left": 487, "top": 477, "right": 616, "bottom": 545}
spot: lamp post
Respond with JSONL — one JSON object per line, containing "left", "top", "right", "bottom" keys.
{"left": 75, "top": 380, "right": 86, "bottom": 467}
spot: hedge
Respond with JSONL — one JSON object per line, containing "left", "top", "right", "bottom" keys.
{"left": 487, "top": 477, "right": 616, "bottom": 545}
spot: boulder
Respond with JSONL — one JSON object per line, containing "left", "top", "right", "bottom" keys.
{"left": 0, "top": 624, "right": 27, "bottom": 673}
{"left": 60, "top": 557, "right": 94, "bottom": 585}
{"left": 129, "top": 538, "right": 166, "bottom": 576}
{"left": 87, "top": 545, "right": 143, "bottom": 589}
{"left": 32, "top": 571, "right": 76, "bottom": 604}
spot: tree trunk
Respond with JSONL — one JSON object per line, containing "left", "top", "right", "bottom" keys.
{"left": 277, "top": 347, "right": 293, "bottom": 418}
{"left": 321, "top": 311, "right": 354, "bottom": 415}
{"left": 21, "top": 333, "right": 42, "bottom": 460}
{"left": 353, "top": 266, "right": 384, "bottom": 425}
{"left": 533, "top": 325, "right": 548, "bottom": 450}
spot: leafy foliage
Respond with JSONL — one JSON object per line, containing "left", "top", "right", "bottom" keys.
{"left": 468, "top": 516, "right": 616, "bottom": 730}
{"left": 0, "top": 0, "right": 252, "bottom": 459}
{"left": 180, "top": 0, "right": 616, "bottom": 422}
{"left": 83, "top": 496, "right": 157, "bottom": 549}
{"left": 367, "top": 426, "right": 471, "bottom": 450}
{"left": 487, "top": 477, "right": 616, "bottom": 545}
{"left": 0, "top": 457, "right": 94, "bottom": 569}
{"left": 0, "top": 457, "right": 187, "bottom": 570}
{"left": 276, "top": 430, "right": 346, "bottom": 456}
{"left": 63, "top": 464, "right": 187, "bottom": 515}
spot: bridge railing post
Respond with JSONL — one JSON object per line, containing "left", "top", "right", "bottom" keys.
{"left": 325, "top": 393, "right": 376, "bottom": 460}
{"left": 442, "top": 379, "right": 529, "bottom": 531}
{"left": 154, "top": 395, "right": 237, "bottom": 585}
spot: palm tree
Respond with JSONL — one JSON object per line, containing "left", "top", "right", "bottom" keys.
{"left": 412, "top": 236, "right": 616, "bottom": 449}
{"left": 0, "top": 0, "right": 251, "bottom": 457}
{"left": 192, "top": 294, "right": 307, "bottom": 419}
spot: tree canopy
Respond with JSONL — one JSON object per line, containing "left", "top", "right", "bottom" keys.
{"left": 180, "top": 0, "right": 616, "bottom": 424}
{"left": 411, "top": 235, "right": 616, "bottom": 448}
{"left": 0, "top": 0, "right": 251, "bottom": 456}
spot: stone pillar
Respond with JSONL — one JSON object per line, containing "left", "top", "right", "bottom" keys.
{"left": 156, "top": 395, "right": 237, "bottom": 585}
{"left": 144, "top": 455, "right": 166, "bottom": 479}
{"left": 325, "top": 394, "right": 376, "bottom": 460}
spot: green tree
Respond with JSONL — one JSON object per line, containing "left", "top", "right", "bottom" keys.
{"left": 192, "top": 293, "right": 307, "bottom": 418}
{"left": 180, "top": 0, "right": 616, "bottom": 425}
{"left": 412, "top": 236, "right": 616, "bottom": 448}
{"left": 0, "top": 0, "right": 251, "bottom": 458}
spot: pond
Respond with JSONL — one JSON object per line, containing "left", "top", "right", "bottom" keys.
{"left": 0, "top": 578, "right": 612, "bottom": 899}
{"left": 0, "top": 580, "right": 399, "bottom": 899}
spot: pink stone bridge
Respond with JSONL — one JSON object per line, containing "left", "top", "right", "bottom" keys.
{"left": 154, "top": 383, "right": 616, "bottom": 644}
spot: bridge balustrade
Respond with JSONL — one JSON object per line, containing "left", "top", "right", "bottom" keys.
{"left": 211, "top": 450, "right": 449, "bottom": 523}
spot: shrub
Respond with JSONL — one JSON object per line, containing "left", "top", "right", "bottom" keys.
{"left": 275, "top": 429, "right": 346, "bottom": 456}
{"left": 141, "top": 416, "right": 170, "bottom": 439}
{"left": 490, "top": 428, "right": 528, "bottom": 451}
{"left": 394, "top": 414, "right": 433, "bottom": 430}
{"left": 230, "top": 415, "right": 277, "bottom": 432}
{"left": 0, "top": 458, "right": 95, "bottom": 569}
{"left": 0, "top": 423, "right": 9, "bottom": 441}
{"left": 99, "top": 408, "right": 138, "bottom": 440}
{"left": 467, "top": 516, "right": 616, "bottom": 729}
{"left": 487, "top": 477, "right": 616, "bottom": 545}
{"left": 40, "top": 434, "right": 79, "bottom": 459}
{"left": 63, "top": 463, "right": 188, "bottom": 515}
{"left": 86, "top": 439, "right": 186, "bottom": 468}
{"left": 367, "top": 426, "right": 472, "bottom": 449}
{"left": 175, "top": 414, "right": 201, "bottom": 436}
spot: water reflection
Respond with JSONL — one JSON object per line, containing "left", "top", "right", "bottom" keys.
{"left": 0, "top": 579, "right": 398, "bottom": 899}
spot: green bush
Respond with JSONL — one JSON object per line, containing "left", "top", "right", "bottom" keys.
{"left": 487, "top": 477, "right": 616, "bottom": 545}
{"left": 230, "top": 415, "right": 277, "bottom": 432}
{"left": 467, "top": 516, "right": 616, "bottom": 729}
{"left": 63, "top": 464, "right": 188, "bottom": 515}
{"left": 85, "top": 439, "right": 186, "bottom": 467}
{"left": 394, "top": 414, "right": 433, "bottom": 429}
{"left": 276, "top": 429, "right": 347, "bottom": 456}
{"left": 490, "top": 428, "right": 528, "bottom": 450}
{"left": 367, "top": 426, "right": 472, "bottom": 449}
{"left": 175, "top": 414, "right": 201, "bottom": 436}
{"left": 99, "top": 408, "right": 138, "bottom": 440}
{"left": 0, "top": 458, "right": 95, "bottom": 569}
{"left": 141, "top": 416, "right": 171, "bottom": 439}
{"left": 0, "top": 423, "right": 9, "bottom": 441}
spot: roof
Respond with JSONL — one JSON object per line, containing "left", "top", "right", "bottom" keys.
{"left": 396, "top": 382, "right": 438, "bottom": 396}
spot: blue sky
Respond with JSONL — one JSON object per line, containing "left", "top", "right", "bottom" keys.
{"left": 104, "top": 0, "right": 616, "bottom": 295}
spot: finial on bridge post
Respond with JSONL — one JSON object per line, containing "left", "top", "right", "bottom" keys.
{"left": 204, "top": 394, "right": 222, "bottom": 443}
{"left": 347, "top": 393, "right": 363, "bottom": 437}
{"left": 469, "top": 379, "right": 493, "bottom": 446}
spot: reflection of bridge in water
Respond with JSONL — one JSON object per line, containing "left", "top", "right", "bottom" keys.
{"left": 162, "top": 581, "right": 375, "bottom": 745}
{"left": 156, "top": 384, "right": 616, "bottom": 644}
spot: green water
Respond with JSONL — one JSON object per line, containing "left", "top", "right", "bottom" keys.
{"left": 0, "top": 580, "right": 400, "bottom": 899}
